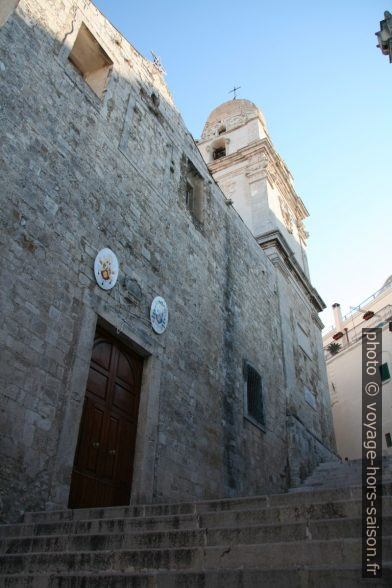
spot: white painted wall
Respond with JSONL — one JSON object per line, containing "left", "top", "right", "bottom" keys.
{"left": 324, "top": 283, "right": 392, "bottom": 458}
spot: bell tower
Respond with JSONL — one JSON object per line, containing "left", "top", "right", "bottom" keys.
{"left": 197, "top": 99, "right": 311, "bottom": 282}
{"left": 197, "top": 100, "right": 334, "bottom": 487}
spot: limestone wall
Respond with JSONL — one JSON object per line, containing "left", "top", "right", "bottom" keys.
{"left": 0, "top": 0, "right": 335, "bottom": 522}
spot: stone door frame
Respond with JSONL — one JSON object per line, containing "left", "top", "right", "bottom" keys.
{"left": 47, "top": 302, "right": 162, "bottom": 511}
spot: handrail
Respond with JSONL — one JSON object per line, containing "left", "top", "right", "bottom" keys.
{"left": 342, "top": 285, "right": 390, "bottom": 321}
{"left": 324, "top": 304, "right": 392, "bottom": 359}
{"left": 322, "top": 283, "right": 392, "bottom": 336}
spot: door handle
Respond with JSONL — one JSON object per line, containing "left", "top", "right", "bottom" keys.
{"left": 92, "top": 442, "right": 100, "bottom": 449}
{"left": 108, "top": 449, "right": 116, "bottom": 456}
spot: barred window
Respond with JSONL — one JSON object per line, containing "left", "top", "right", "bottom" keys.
{"left": 245, "top": 364, "right": 265, "bottom": 427}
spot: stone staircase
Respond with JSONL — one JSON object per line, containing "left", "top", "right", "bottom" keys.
{"left": 0, "top": 461, "right": 391, "bottom": 586}
{"left": 290, "top": 456, "right": 392, "bottom": 492}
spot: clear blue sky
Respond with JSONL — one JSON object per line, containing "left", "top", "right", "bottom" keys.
{"left": 94, "top": 0, "right": 392, "bottom": 329}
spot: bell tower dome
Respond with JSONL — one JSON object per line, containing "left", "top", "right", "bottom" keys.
{"left": 197, "top": 99, "right": 311, "bottom": 282}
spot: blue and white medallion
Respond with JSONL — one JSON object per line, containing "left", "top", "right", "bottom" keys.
{"left": 150, "top": 296, "right": 168, "bottom": 334}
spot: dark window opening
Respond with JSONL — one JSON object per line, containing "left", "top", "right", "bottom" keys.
{"left": 245, "top": 364, "right": 264, "bottom": 427}
{"left": 380, "top": 362, "right": 391, "bottom": 382}
{"left": 151, "top": 92, "right": 160, "bottom": 108}
{"left": 186, "top": 181, "right": 194, "bottom": 211}
{"left": 213, "top": 146, "right": 226, "bottom": 160}
{"left": 185, "top": 160, "right": 204, "bottom": 223}
{"left": 386, "top": 433, "right": 392, "bottom": 448}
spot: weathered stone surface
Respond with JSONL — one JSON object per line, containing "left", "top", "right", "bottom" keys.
{"left": 0, "top": 0, "right": 336, "bottom": 523}
{"left": 0, "top": 464, "right": 391, "bottom": 586}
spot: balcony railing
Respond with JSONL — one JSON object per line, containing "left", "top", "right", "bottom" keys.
{"left": 323, "top": 283, "right": 392, "bottom": 337}
{"left": 324, "top": 304, "right": 392, "bottom": 361}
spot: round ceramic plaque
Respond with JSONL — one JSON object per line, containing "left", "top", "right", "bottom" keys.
{"left": 94, "top": 248, "right": 119, "bottom": 290}
{"left": 150, "top": 296, "right": 168, "bottom": 334}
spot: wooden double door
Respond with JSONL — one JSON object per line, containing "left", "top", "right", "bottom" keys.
{"left": 69, "top": 328, "right": 143, "bottom": 508}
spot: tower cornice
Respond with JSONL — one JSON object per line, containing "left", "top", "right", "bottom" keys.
{"left": 258, "top": 229, "right": 326, "bottom": 313}
{"left": 206, "top": 138, "right": 309, "bottom": 222}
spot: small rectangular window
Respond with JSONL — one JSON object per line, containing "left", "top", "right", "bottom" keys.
{"left": 304, "top": 386, "right": 317, "bottom": 410}
{"left": 186, "top": 182, "right": 194, "bottom": 211}
{"left": 386, "top": 433, "right": 392, "bottom": 448}
{"left": 0, "top": 0, "right": 20, "bottom": 28}
{"left": 245, "top": 364, "right": 264, "bottom": 427}
{"left": 68, "top": 23, "right": 113, "bottom": 98}
{"left": 213, "top": 146, "right": 226, "bottom": 159}
{"left": 297, "top": 323, "right": 312, "bottom": 359}
{"left": 186, "top": 160, "right": 204, "bottom": 223}
{"left": 380, "top": 362, "right": 391, "bottom": 382}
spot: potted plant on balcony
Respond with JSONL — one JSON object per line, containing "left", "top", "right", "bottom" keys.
{"left": 363, "top": 311, "right": 374, "bottom": 321}
{"left": 327, "top": 342, "right": 341, "bottom": 356}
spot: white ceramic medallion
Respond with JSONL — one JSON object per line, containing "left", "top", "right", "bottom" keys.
{"left": 150, "top": 296, "right": 168, "bottom": 334}
{"left": 94, "top": 248, "right": 119, "bottom": 290}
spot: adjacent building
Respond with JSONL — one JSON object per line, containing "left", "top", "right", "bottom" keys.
{"left": 323, "top": 277, "right": 392, "bottom": 459}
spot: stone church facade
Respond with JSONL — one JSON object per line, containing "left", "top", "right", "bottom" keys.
{"left": 0, "top": 0, "right": 336, "bottom": 523}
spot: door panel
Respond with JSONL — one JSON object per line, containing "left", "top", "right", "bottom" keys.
{"left": 101, "top": 415, "right": 119, "bottom": 479}
{"left": 112, "top": 382, "right": 135, "bottom": 413}
{"left": 85, "top": 402, "right": 105, "bottom": 472}
{"left": 92, "top": 340, "right": 112, "bottom": 370}
{"left": 68, "top": 328, "right": 143, "bottom": 508}
{"left": 86, "top": 367, "right": 109, "bottom": 401}
{"left": 117, "top": 352, "right": 134, "bottom": 384}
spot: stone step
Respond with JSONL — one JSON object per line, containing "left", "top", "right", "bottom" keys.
{"left": 1, "top": 463, "right": 391, "bottom": 586}
{"left": 317, "top": 462, "right": 392, "bottom": 468}
{"left": 0, "top": 538, "right": 391, "bottom": 574}
{"left": 289, "top": 458, "right": 392, "bottom": 492}
{"left": 289, "top": 482, "right": 391, "bottom": 494}
{"left": 303, "top": 469, "right": 392, "bottom": 478}
{"left": 2, "top": 496, "right": 391, "bottom": 539}
{"left": 308, "top": 478, "right": 392, "bottom": 484}
{"left": 318, "top": 457, "right": 392, "bottom": 467}
{"left": 305, "top": 472, "right": 391, "bottom": 482}
{"left": 305, "top": 468, "right": 392, "bottom": 475}
{"left": 21, "top": 483, "right": 392, "bottom": 525}
{"left": 297, "top": 475, "right": 392, "bottom": 490}
{"left": 308, "top": 468, "right": 391, "bottom": 472}
{"left": 300, "top": 480, "right": 392, "bottom": 487}
{"left": 0, "top": 566, "right": 391, "bottom": 588}
{"left": 2, "top": 515, "right": 390, "bottom": 555}
{"left": 307, "top": 472, "right": 392, "bottom": 477}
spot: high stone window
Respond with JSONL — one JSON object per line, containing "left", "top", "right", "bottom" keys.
{"left": 68, "top": 23, "right": 113, "bottom": 98}
{"left": 186, "top": 160, "right": 204, "bottom": 223}
{"left": 244, "top": 363, "right": 265, "bottom": 428}
{"left": 0, "top": 0, "right": 20, "bottom": 28}
{"left": 212, "top": 138, "right": 227, "bottom": 161}
{"left": 186, "top": 181, "right": 194, "bottom": 212}
{"left": 380, "top": 362, "right": 391, "bottom": 382}
{"left": 213, "top": 145, "right": 226, "bottom": 160}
